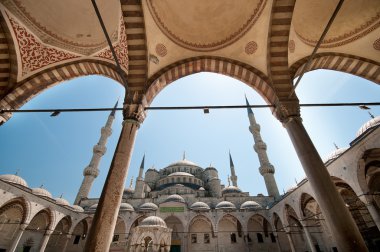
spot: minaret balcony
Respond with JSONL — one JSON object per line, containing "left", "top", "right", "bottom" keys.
{"left": 254, "top": 141, "right": 267, "bottom": 152}
{"left": 83, "top": 166, "right": 99, "bottom": 177}
{"left": 101, "top": 127, "right": 112, "bottom": 137}
{"left": 259, "top": 165, "right": 275, "bottom": 175}
{"left": 93, "top": 144, "right": 107, "bottom": 155}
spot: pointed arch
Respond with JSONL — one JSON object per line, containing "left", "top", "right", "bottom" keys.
{"left": 0, "top": 196, "right": 29, "bottom": 224}
{"left": 290, "top": 53, "right": 380, "bottom": 84}
{"left": 145, "top": 56, "right": 276, "bottom": 106}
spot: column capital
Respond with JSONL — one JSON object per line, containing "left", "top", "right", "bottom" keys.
{"left": 44, "top": 229, "right": 53, "bottom": 236}
{"left": 273, "top": 100, "right": 300, "bottom": 124}
{"left": 122, "top": 92, "right": 147, "bottom": 124}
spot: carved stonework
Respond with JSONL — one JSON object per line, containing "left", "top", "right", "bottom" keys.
{"left": 273, "top": 100, "right": 301, "bottom": 124}
{"left": 123, "top": 91, "right": 147, "bottom": 123}
{"left": 373, "top": 38, "right": 380, "bottom": 50}
{"left": 245, "top": 41, "right": 258, "bottom": 55}
{"left": 155, "top": 43, "right": 167, "bottom": 57}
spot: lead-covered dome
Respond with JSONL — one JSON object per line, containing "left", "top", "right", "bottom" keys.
{"left": 240, "top": 201, "right": 261, "bottom": 211}
{"left": 124, "top": 187, "right": 135, "bottom": 194}
{"left": 55, "top": 197, "right": 70, "bottom": 206}
{"left": 216, "top": 201, "right": 236, "bottom": 210}
{"left": 120, "top": 203, "right": 134, "bottom": 212}
{"left": 221, "top": 186, "right": 242, "bottom": 195}
{"left": 168, "top": 159, "right": 198, "bottom": 167}
{"left": 0, "top": 174, "right": 28, "bottom": 187}
{"left": 72, "top": 205, "right": 84, "bottom": 212}
{"left": 356, "top": 116, "right": 380, "bottom": 138}
{"left": 323, "top": 148, "right": 348, "bottom": 164}
{"left": 89, "top": 204, "right": 98, "bottom": 210}
{"left": 164, "top": 194, "right": 185, "bottom": 204}
{"left": 168, "top": 172, "right": 194, "bottom": 177}
{"left": 139, "top": 202, "right": 158, "bottom": 212}
{"left": 190, "top": 202, "right": 210, "bottom": 211}
{"left": 140, "top": 216, "right": 167, "bottom": 228}
{"left": 32, "top": 187, "right": 52, "bottom": 198}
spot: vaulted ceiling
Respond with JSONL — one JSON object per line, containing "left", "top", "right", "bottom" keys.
{"left": 0, "top": 0, "right": 379, "bottom": 118}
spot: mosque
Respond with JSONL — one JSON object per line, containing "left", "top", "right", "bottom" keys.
{"left": 0, "top": 0, "right": 379, "bottom": 251}
{"left": 0, "top": 99, "right": 379, "bottom": 252}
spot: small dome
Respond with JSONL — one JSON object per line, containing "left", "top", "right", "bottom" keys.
{"left": 72, "top": 205, "right": 84, "bottom": 212}
{"left": 168, "top": 172, "right": 194, "bottom": 177}
{"left": 120, "top": 203, "right": 134, "bottom": 212}
{"left": 222, "top": 186, "right": 242, "bottom": 195}
{"left": 32, "top": 187, "right": 52, "bottom": 198}
{"left": 124, "top": 187, "right": 135, "bottom": 194}
{"left": 89, "top": 204, "right": 98, "bottom": 210}
{"left": 286, "top": 185, "right": 297, "bottom": 193}
{"left": 168, "top": 159, "right": 198, "bottom": 167}
{"left": 323, "top": 148, "right": 348, "bottom": 164}
{"left": 0, "top": 174, "right": 28, "bottom": 187}
{"left": 356, "top": 116, "right": 380, "bottom": 137}
{"left": 205, "top": 167, "right": 217, "bottom": 171}
{"left": 55, "top": 197, "right": 70, "bottom": 206}
{"left": 140, "top": 216, "right": 167, "bottom": 228}
{"left": 198, "top": 187, "right": 205, "bottom": 191}
{"left": 146, "top": 168, "right": 159, "bottom": 173}
{"left": 240, "top": 201, "right": 261, "bottom": 211}
{"left": 139, "top": 202, "right": 158, "bottom": 212}
{"left": 164, "top": 194, "right": 185, "bottom": 204}
{"left": 190, "top": 202, "right": 210, "bottom": 211}
{"left": 216, "top": 201, "right": 236, "bottom": 210}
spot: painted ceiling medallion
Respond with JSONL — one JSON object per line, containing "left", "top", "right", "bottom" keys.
{"left": 7, "top": 14, "right": 79, "bottom": 78}
{"left": 288, "top": 40, "right": 295, "bottom": 53}
{"left": 155, "top": 44, "right": 167, "bottom": 57}
{"left": 245, "top": 41, "right": 258, "bottom": 55}
{"left": 147, "top": 0, "right": 267, "bottom": 52}
{"left": 373, "top": 38, "right": 380, "bottom": 51}
{"left": 293, "top": 0, "right": 380, "bottom": 48}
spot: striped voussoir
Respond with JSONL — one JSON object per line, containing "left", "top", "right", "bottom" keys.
{"left": 267, "top": 0, "right": 296, "bottom": 100}
{"left": 121, "top": 0, "right": 148, "bottom": 91}
{"left": 0, "top": 60, "right": 123, "bottom": 111}
{"left": 145, "top": 57, "right": 276, "bottom": 105}
{"left": 290, "top": 53, "right": 380, "bottom": 84}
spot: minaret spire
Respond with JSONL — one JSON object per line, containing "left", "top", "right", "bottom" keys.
{"left": 134, "top": 154, "right": 146, "bottom": 198}
{"left": 137, "top": 154, "right": 145, "bottom": 179}
{"left": 245, "top": 97, "right": 280, "bottom": 199}
{"left": 229, "top": 151, "right": 238, "bottom": 187}
{"left": 74, "top": 100, "right": 117, "bottom": 205}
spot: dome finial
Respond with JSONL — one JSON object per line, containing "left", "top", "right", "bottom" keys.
{"left": 227, "top": 175, "right": 231, "bottom": 186}
{"left": 14, "top": 168, "right": 20, "bottom": 176}
{"left": 129, "top": 176, "right": 134, "bottom": 188}
{"left": 369, "top": 111, "right": 375, "bottom": 119}
{"left": 60, "top": 193, "right": 64, "bottom": 198}
{"left": 334, "top": 142, "right": 339, "bottom": 150}
{"left": 183, "top": 151, "right": 186, "bottom": 160}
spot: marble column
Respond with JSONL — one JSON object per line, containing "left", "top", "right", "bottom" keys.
{"left": 300, "top": 221, "right": 316, "bottom": 252}
{"left": 39, "top": 230, "right": 53, "bottom": 252}
{"left": 282, "top": 115, "right": 367, "bottom": 251}
{"left": 84, "top": 101, "right": 145, "bottom": 252}
{"left": 274, "top": 233, "right": 281, "bottom": 252}
{"left": 62, "top": 234, "right": 72, "bottom": 252}
{"left": 365, "top": 200, "right": 380, "bottom": 231}
{"left": 8, "top": 223, "right": 28, "bottom": 252}
{"left": 285, "top": 231, "right": 296, "bottom": 252}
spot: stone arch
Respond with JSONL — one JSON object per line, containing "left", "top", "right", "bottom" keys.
{"left": 65, "top": 217, "right": 90, "bottom": 251}
{"left": 332, "top": 176, "right": 380, "bottom": 248}
{"left": 188, "top": 214, "right": 215, "bottom": 234}
{"left": 0, "top": 196, "right": 29, "bottom": 224}
{"left": 110, "top": 217, "right": 127, "bottom": 249}
{"left": 284, "top": 204, "right": 306, "bottom": 251}
{"left": 127, "top": 215, "right": 146, "bottom": 237}
{"left": 290, "top": 53, "right": 380, "bottom": 84}
{"left": 247, "top": 213, "right": 277, "bottom": 249}
{"left": 358, "top": 148, "right": 380, "bottom": 208}
{"left": 145, "top": 56, "right": 277, "bottom": 106}
{"left": 272, "top": 212, "right": 291, "bottom": 252}
{"left": 216, "top": 213, "right": 245, "bottom": 251}
{"left": 0, "top": 60, "right": 123, "bottom": 116}
{"left": 45, "top": 215, "right": 72, "bottom": 251}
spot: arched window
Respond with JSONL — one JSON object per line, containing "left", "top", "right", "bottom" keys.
{"left": 230, "top": 233, "right": 237, "bottom": 243}
{"left": 257, "top": 233, "right": 264, "bottom": 243}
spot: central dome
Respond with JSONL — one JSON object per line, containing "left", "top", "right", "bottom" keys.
{"left": 168, "top": 159, "right": 198, "bottom": 167}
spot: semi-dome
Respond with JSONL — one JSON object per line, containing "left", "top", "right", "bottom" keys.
{"left": 72, "top": 205, "right": 84, "bottom": 212}
{"left": 205, "top": 167, "right": 217, "bottom": 171}
{"left": 120, "top": 203, "right": 134, "bottom": 212}
{"left": 55, "top": 197, "right": 70, "bottom": 206}
{"left": 164, "top": 194, "right": 185, "bottom": 204}
{"left": 168, "top": 172, "right": 194, "bottom": 177}
{"left": 216, "top": 201, "right": 236, "bottom": 210}
{"left": 323, "top": 148, "right": 348, "bottom": 164}
{"left": 221, "top": 186, "right": 242, "bottom": 194}
{"left": 32, "top": 187, "right": 52, "bottom": 198}
{"left": 140, "top": 216, "right": 167, "bottom": 228}
{"left": 190, "top": 202, "right": 210, "bottom": 211}
{"left": 356, "top": 116, "right": 380, "bottom": 138}
{"left": 139, "top": 202, "right": 158, "bottom": 212}
{"left": 0, "top": 174, "right": 28, "bottom": 187}
{"left": 240, "top": 201, "right": 261, "bottom": 210}
{"left": 168, "top": 159, "right": 198, "bottom": 167}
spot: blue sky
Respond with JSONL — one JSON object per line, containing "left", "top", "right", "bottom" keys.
{"left": 0, "top": 70, "right": 379, "bottom": 204}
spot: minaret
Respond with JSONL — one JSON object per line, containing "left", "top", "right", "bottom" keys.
{"left": 133, "top": 154, "right": 146, "bottom": 198}
{"left": 245, "top": 97, "right": 280, "bottom": 199}
{"left": 229, "top": 151, "right": 238, "bottom": 187}
{"left": 74, "top": 100, "right": 118, "bottom": 205}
